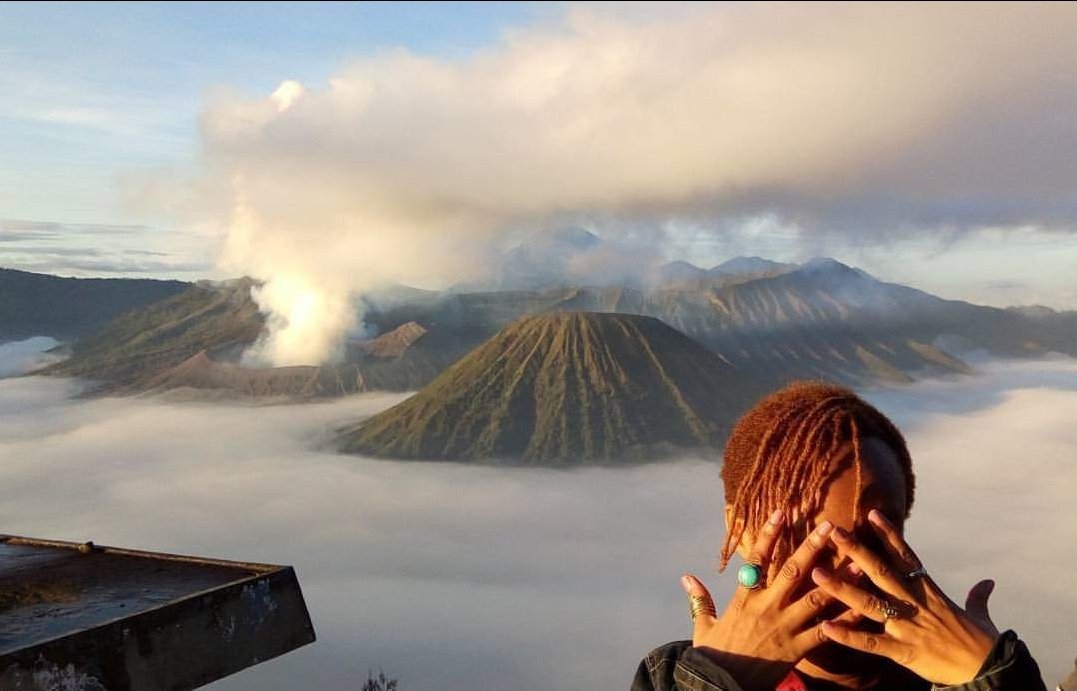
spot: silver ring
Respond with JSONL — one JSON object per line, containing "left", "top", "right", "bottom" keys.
{"left": 905, "top": 567, "right": 928, "bottom": 580}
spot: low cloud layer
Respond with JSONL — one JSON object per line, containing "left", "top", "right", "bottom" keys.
{"left": 0, "top": 218, "right": 212, "bottom": 278}
{"left": 1, "top": 359, "right": 1075, "bottom": 689}
{"left": 0, "top": 337, "right": 64, "bottom": 377}
{"left": 179, "top": 3, "right": 1077, "bottom": 364}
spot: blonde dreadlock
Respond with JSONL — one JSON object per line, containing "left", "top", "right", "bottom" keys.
{"left": 719, "top": 381, "right": 914, "bottom": 572}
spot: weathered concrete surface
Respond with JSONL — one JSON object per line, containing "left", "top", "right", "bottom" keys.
{"left": 0, "top": 535, "right": 316, "bottom": 690}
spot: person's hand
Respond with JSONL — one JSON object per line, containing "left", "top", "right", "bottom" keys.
{"left": 810, "top": 509, "right": 1001, "bottom": 686}
{"left": 682, "top": 509, "right": 860, "bottom": 691}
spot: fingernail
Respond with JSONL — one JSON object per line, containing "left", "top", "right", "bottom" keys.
{"left": 812, "top": 568, "right": 832, "bottom": 584}
{"left": 681, "top": 575, "right": 692, "bottom": 593}
{"left": 816, "top": 520, "right": 833, "bottom": 536}
{"left": 822, "top": 621, "right": 846, "bottom": 638}
{"left": 769, "top": 509, "right": 783, "bottom": 525}
{"left": 868, "top": 509, "right": 889, "bottom": 526}
{"left": 848, "top": 562, "right": 863, "bottom": 577}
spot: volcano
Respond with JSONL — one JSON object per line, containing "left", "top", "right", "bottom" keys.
{"left": 338, "top": 312, "right": 757, "bottom": 464}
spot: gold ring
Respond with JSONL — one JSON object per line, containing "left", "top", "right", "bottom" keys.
{"left": 688, "top": 595, "right": 716, "bottom": 621}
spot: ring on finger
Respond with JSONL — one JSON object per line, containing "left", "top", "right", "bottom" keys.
{"left": 688, "top": 595, "right": 716, "bottom": 621}
{"left": 905, "top": 567, "right": 928, "bottom": 581}
{"left": 737, "top": 562, "right": 764, "bottom": 590}
{"left": 877, "top": 599, "right": 901, "bottom": 621}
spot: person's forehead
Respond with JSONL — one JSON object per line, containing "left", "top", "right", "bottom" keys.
{"left": 858, "top": 436, "right": 906, "bottom": 490}
{"left": 818, "top": 436, "right": 907, "bottom": 524}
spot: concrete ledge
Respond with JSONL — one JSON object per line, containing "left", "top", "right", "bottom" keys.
{"left": 0, "top": 535, "right": 316, "bottom": 691}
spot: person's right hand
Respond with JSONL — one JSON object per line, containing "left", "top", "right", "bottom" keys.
{"left": 811, "top": 510, "right": 1000, "bottom": 686}
{"left": 682, "top": 509, "right": 859, "bottom": 691}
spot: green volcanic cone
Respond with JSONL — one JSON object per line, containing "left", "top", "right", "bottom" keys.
{"left": 338, "top": 311, "right": 758, "bottom": 465}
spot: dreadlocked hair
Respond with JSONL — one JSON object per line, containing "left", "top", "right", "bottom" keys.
{"left": 719, "top": 381, "right": 914, "bottom": 572}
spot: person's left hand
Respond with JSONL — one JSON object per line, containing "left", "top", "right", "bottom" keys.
{"left": 809, "top": 509, "right": 1001, "bottom": 686}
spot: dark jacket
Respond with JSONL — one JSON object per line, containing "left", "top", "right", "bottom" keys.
{"left": 631, "top": 630, "right": 1046, "bottom": 691}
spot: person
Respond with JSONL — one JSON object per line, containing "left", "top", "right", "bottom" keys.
{"left": 632, "top": 381, "right": 1047, "bottom": 691}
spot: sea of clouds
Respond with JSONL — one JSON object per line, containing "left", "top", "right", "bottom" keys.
{"left": 0, "top": 358, "right": 1074, "bottom": 689}
{"left": 0, "top": 336, "right": 64, "bottom": 378}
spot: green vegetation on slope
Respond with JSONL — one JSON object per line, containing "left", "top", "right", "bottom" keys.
{"left": 339, "top": 312, "right": 764, "bottom": 465}
{"left": 43, "top": 279, "right": 265, "bottom": 389}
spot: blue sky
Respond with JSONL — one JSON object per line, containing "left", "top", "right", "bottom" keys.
{"left": 0, "top": 2, "right": 560, "bottom": 278}
{"left": 0, "top": 2, "right": 555, "bottom": 223}
{"left": 2, "top": 2, "right": 1077, "bottom": 311}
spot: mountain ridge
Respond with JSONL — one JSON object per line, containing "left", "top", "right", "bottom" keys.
{"left": 0, "top": 267, "right": 189, "bottom": 342}
{"left": 25, "top": 256, "right": 1077, "bottom": 399}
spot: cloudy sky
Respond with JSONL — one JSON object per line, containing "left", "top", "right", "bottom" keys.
{"left": 0, "top": 355, "right": 1074, "bottom": 689}
{"left": 3, "top": 3, "right": 1077, "bottom": 310}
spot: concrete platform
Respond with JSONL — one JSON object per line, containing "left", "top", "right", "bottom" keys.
{"left": 0, "top": 535, "right": 316, "bottom": 690}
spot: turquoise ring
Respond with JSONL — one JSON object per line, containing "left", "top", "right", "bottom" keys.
{"left": 737, "top": 562, "right": 763, "bottom": 589}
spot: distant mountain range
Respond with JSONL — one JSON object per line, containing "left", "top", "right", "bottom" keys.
{"left": 459, "top": 228, "right": 799, "bottom": 291}
{"left": 18, "top": 256, "right": 1077, "bottom": 396}
{"left": 654, "top": 256, "right": 796, "bottom": 287}
{"left": 5, "top": 254, "right": 1077, "bottom": 462}
{"left": 0, "top": 268, "right": 187, "bottom": 342}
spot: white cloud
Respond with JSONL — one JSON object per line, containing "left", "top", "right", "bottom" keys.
{"left": 179, "top": 3, "right": 1077, "bottom": 364}
{"left": 1, "top": 361, "right": 1075, "bottom": 687}
{"left": 270, "top": 80, "right": 306, "bottom": 112}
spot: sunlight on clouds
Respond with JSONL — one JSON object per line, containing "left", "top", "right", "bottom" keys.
{"left": 271, "top": 80, "right": 305, "bottom": 112}
{"left": 184, "top": 4, "right": 1077, "bottom": 365}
